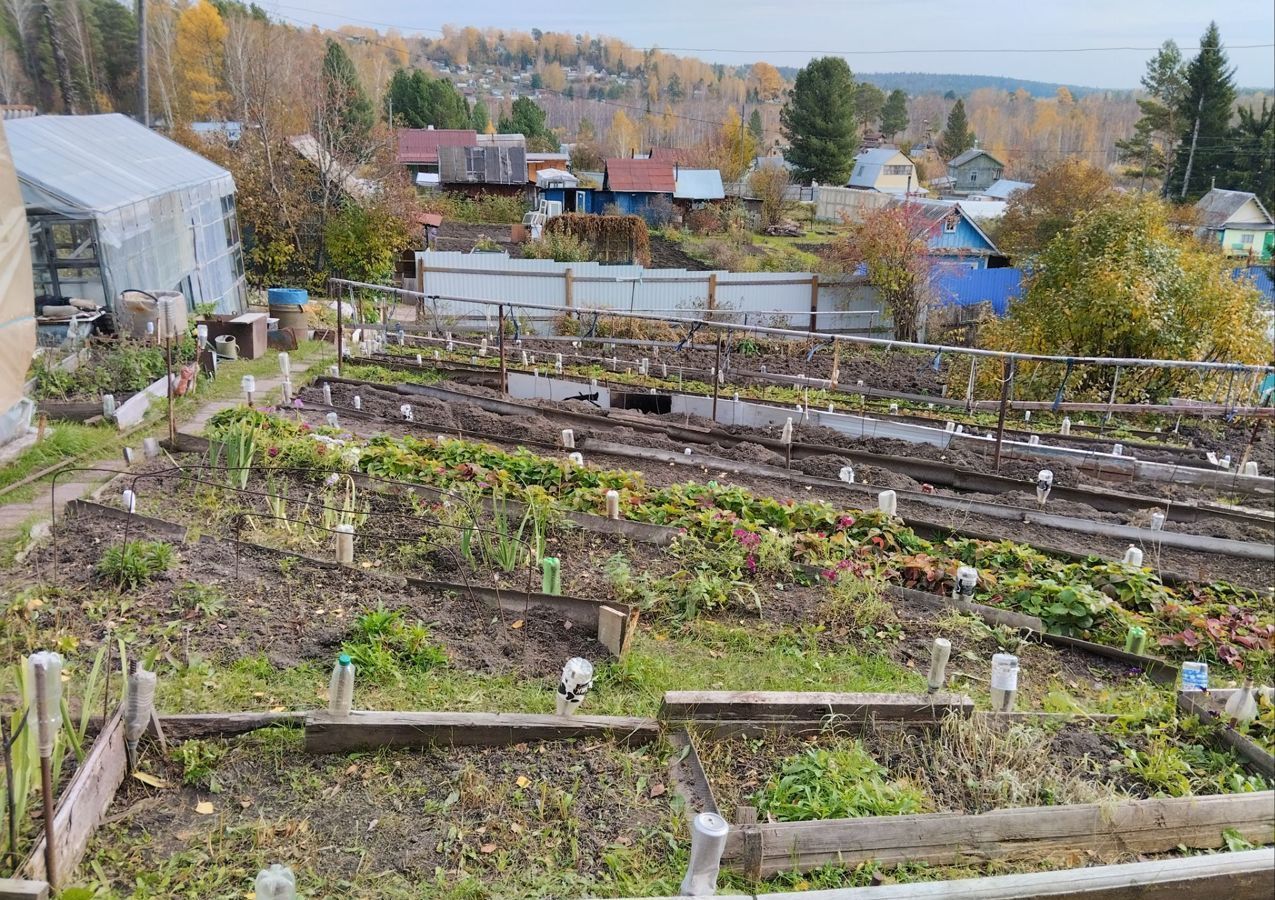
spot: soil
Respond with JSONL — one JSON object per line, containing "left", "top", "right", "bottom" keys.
{"left": 432, "top": 221, "right": 521, "bottom": 255}
{"left": 299, "top": 379, "right": 1275, "bottom": 589}
{"left": 649, "top": 234, "right": 715, "bottom": 271}
{"left": 6, "top": 509, "right": 605, "bottom": 678}
{"left": 88, "top": 731, "right": 676, "bottom": 896}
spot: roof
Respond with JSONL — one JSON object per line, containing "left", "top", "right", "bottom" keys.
{"left": 947, "top": 147, "right": 1006, "bottom": 169}
{"left": 935, "top": 267, "right": 1023, "bottom": 315}
{"left": 191, "top": 121, "right": 244, "bottom": 142}
{"left": 438, "top": 145, "right": 527, "bottom": 184}
{"left": 752, "top": 153, "right": 793, "bottom": 172}
{"left": 674, "top": 168, "right": 725, "bottom": 200}
{"left": 1234, "top": 267, "right": 1275, "bottom": 303}
{"left": 5, "top": 113, "right": 232, "bottom": 214}
{"left": 895, "top": 198, "right": 1002, "bottom": 255}
{"left": 289, "top": 134, "right": 376, "bottom": 200}
{"left": 982, "top": 178, "right": 1033, "bottom": 200}
{"left": 650, "top": 147, "right": 694, "bottom": 165}
{"left": 527, "top": 152, "right": 569, "bottom": 163}
{"left": 848, "top": 147, "right": 915, "bottom": 190}
{"left": 1195, "top": 189, "right": 1274, "bottom": 229}
{"left": 952, "top": 199, "right": 1007, "bottom": 220}
{"left": 396, "top": 128, "right": 478, "bottom": 165}
{"left": 536, "top": 167, "right": 579, "bottom": 187}
{"left": 604, "top": 158, "right": 675, "bottom": 193}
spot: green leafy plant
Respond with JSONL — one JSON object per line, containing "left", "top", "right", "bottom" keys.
{"left": 172, "top": 739, "right": 226, "bottom": 792}
{"left": 997, "top": 576, "right": 1117, "bottom": 637}
{"left": 96, "top": 541, "right": 176, "bottom": 590}
{"left": 755, "top": 743, "right": 928, "bottom": 822}
{"left": 342, "top": 604, "right": 448, "bottom": 681}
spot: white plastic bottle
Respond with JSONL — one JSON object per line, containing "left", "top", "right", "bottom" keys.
{"left": 328, "top": 653, "right": 355, "bottom": 716}
{"left": 990, "top": 653, "right": 1019, "bottom": 712}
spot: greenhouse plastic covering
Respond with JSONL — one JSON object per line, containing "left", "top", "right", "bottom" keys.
{"left": 4, "top": 114, "right": 244, "bottom": 314}
{"left": 0, "top": 120, "right": 35, "bottom": 434}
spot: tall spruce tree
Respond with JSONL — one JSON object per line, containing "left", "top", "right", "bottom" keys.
{"left": 779, "top": 56, "right": 858, "bottom": 185}
{"left": 1168, "top": 22, "right": 1236, "bottom": 200}
{"left": 881, "top": 89, "right": 909, "bottom": 140}
{"left": 1222, "top": 100, "right": 1274, "bottom": 214}
{"left": 938, "top": 99, "right": 975, "bottom": 159}
{"left": 322, "top": 39, "right": 374, "bottom": 154}
{"left": 748, "top": 109, "right": 764, "bottom": 144}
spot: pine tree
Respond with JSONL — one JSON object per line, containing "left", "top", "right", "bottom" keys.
{"left": 1116, "top": 41, "right": 1187, "bottom": 192}
{"left": 1168, "top": 22, "right": 1236, "bottom": 200}
{"left": 780, "top": 56, "right": 858, "bottom": 185}
{"left": 855, "top": 82, "right": 885, "bottom": 130}
{"left": 499, "top": 96, "right": 557, "bottom": 151}
{"left": 383, "top": 69, "right": 468, "bottom": 130}
{"left": 881, "top": 89, "right": 909, "bottom": 140}
{"left": 471, "top": 99, "right": 490, "bottom": 133}
{"left": 322, "top": 39, "right": 374, "bottom": 155}
{"left": 748, "top": 109, "right": 764, "bottom": 144}
{"left": 1222, "top": 100, "right": 1274, "bottom": 214}
{"left": 938, "top": 99, "right": 975, "bottom": 159}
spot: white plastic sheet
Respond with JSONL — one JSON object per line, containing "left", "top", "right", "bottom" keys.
{"left": 0, "top": 120, "right": 36, "bottom": 434}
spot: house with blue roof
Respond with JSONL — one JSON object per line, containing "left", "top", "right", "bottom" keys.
{"left": 898, "top": 198, "right": 1007, "bottom": 269}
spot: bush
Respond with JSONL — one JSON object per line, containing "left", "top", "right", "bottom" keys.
{"left": 521, "top": 230, "right": 595, "bottom": 262}
{"left": 756, "top": 743, "right": 928, "bottom": 821}
{"left": 684, "top": 208, "right": 722, "bottom": 235}
{"left": 422, "top": 192, "right": 526, "bottom": 225}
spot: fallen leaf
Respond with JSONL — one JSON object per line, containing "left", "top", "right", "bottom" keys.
{"left": 511, "top": 620, "right": 524, "bottom": 629}
{"left": 239, "top": 798, "right": 253, "bottom": 809}
{"left": 195, "top": 801, "right": 214, "bottom": 815}
{"left": 132, "top": 772, "right": 167, "bottom": 788}
{"left": 480, "top": 843, "right": 497, "bottom": 854}
{"left": 650, "top": 783, "right": 667, "bottom": 798}
{"left": 510, "top": 822, "right": 524, "bottom": 833}
{"left": 515, "top": 775, "right": 531, "bottom": 788}
{"left": 346, "top": 764, "right": 358, "bottom": 775}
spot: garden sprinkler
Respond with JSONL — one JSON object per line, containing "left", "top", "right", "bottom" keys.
{"left": 255, "top": 864, "right": 297, "bottom": 900}
{"left": 944, "top": 421, "right": 955, "bottom": 433}
{"left": 434, "top": 350, "right": 441, "bottom": 362}
{"left": 1035, "top": 469, "right": 1053, "bottom": 507}
{"left": 990, "top": 653, "right": 1019, "bottom": 713}
{"left": 878, "top": 490, "right": 898, "bottom": 517}
{"left": 327, "top": 364, "right": 339, "bottom": 377}
{"left": 926, "top": 638, "right": 951, "bottom": 693}
{"left": 556, "top": 657, "right": 594, "bottom": 716}
{"left": 780, "top": 418, "right": 794, "bottom": 444}
{"left": 196, "top": 323, "right": 209, "bottom": 349}
{"left": 1123, "top": 545, "right": 1143, "bottom": 567}
{"left": 1221, "top": 455, "right": 1232, "bottom": 469}
{"left": 124, "top": 665, "right": 157, "bottom": 772}
{"left": 122, "top": 446, "right": 135, "bottom": 466}
{"left": 326, "top": 412, "right": 339, "bottom": 428}
{"left": 680, "top": 813, "right": 730, "bottom": 896}
{"left": 521, "top": 350, "right": 529, "bottom": 366}
{"left": 953, "top": 565, "right": 978, "bottom": 602}
{"left": 838, "top": 466, "right": 855, "bottom": 484}
{"left": 1024, "top": 410, "right": 1031, "bottom": 423}
{"left": 1224, "top": 680, "right": 1258, "bottom": 722}
{"left": 241, "top": 374, "right": 256, "bottom": 406}
{"left": 400, "top": 404, "right": 414, "bottom": 422}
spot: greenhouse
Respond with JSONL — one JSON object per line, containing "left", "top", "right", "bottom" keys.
{"left": 4, "top": 113, "right": 246, "bottom": 321}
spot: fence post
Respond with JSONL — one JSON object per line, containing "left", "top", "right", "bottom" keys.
{"left": 564, "top": 267, "right": 574, "bottom": 317}
{"left": 809, "top": 274, "right": 819, "bottom": 333}
{"left": 706, "top": 273, "right": 717, "bottom": 311}
{"left": 415, "top": 256, "right": 425, "bottom": 327}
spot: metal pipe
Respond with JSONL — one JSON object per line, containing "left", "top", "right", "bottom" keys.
{"left": 326, "top": 277, "right": 1274, "bottom": 375}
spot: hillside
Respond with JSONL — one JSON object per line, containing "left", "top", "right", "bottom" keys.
{"left": 776, "top": 69, "right": 1118, "bottom": 99}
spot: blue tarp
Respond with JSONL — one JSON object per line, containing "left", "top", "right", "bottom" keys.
{"left": 934, "top": 267, "right": 1022, "bottom": 316}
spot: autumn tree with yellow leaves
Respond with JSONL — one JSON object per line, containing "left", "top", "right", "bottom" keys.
{"left": 174, "top": 0, "right": 229, "bottom": 122}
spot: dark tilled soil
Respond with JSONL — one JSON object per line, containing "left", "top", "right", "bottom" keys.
{"left": 649, "top": 234, "right": 714, "bottom": 270}
{"left": 433, "top": 221, "right": 520, "bottom": 255}
{"left": 8, "top": 512, "right": 604, "bottom": 676}
{"left": 91, "top": 733, "right": 675, "bottom": 895}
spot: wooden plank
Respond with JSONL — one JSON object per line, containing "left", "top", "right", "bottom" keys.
{"left": 1039, "top": 632, "right": 1179, "bottom": 684}
{"left": 303, "top": 710, "right": 660, "bottom": 753}
{"left": 781, "top": 848, "right": 1275, "bottom": 899}
{"left": 0, "top": 879, "right": 50, "bottom": 900}
{"left": 1178, "top": 691, "right": 1275, "bottom": 779}
{"left": 597, "top": 605, "right": 626, "bottom": 657}
{"left": 64, "top": 499, "right": 191, "bottom": 543}
{"left": 666, "top": 729, "right": 719, "bottom": 817}
{"left": 887, "top": 585, "right": 1043, "bottom": 633}
{"left": 722, "top": 790, "right": 1275, "bottom": 877}
{"left": 660, "top": 691, "right": 974, "bottom": 724}
{"left": 23, "top": 711, "right": 127, "bottom": 887}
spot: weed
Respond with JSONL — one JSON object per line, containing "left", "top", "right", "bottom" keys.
{"left": 171, "top": 739, "right": 226, "bottom": 791}
{"left": 173, "top": 582, "right": 227, "bottom": 618}
{"left": 96, "top": 541, "right": 176, "bottom": 590}
{"left": 342, "top": 604, "right": 448, "bottom": 681}
{"left": 755, "top": 741, "right": 928, "bottom": 822}
{"left": 821, "top": 569, "right": 894, "bottom": 631}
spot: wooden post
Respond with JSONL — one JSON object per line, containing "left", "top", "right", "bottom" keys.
{"left": 993, "top": 357, "right": 1015, "bottom": 473}
{"left": 736, "top": 806, "right": 763, "bottom": 881}
{"left": 809, "top": 274, "right": 819, "bottom": 333}
{"left": 497, "top": 304, "right": 507, "bottom": 396}
{"left": 706, "top": 273, "right": 717, "bottom": 311}
{"left": 711, "top": 333, "right": 722, "bottom": 422}
{"left": 564, "top": 267, "right": 574, "bottom": 313}
{"left": 415, "top": 256, "right": 425, "bottom": 327}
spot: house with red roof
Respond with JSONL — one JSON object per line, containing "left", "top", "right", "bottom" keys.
{"left": 601, "top": 158, "right": 676, "bottom": 220}
{"left": 396, "top": 128, "right": 478, "bottom": 182}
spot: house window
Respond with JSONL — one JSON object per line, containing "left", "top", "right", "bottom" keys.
{"left": 1240, "top": 234, "right": 1254, "bottom": 244}
{"left": 943, "top": 215, "right": 958, "bottom": 234}
{"left": 884, "top": 164, "right": 910, "bottom": 175}
{"left": 970, "top": 172, "right": 978, "bottom": 182}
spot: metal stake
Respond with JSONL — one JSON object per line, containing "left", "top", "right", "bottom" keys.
{"left": 993, "top": 358, "right": 1015, "bottom": 473}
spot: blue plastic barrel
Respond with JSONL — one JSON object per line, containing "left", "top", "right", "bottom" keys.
{"left": 267, "top": 288, "right": 309, "bottom": 306}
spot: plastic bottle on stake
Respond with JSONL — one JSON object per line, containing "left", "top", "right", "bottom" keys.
{"left": 990, "top": 653, "right": 1019, "bottom": 712}
{"left": 328, "top": 654, "right": 355, "bottom": 716}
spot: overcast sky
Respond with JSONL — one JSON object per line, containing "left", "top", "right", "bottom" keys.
{"left": 268, "top": 0, "right": 1275, "bottom": 89}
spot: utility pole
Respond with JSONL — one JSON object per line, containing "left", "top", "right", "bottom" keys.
{"left": 137, "top": 0, "right": 150, "bottom": 126}
{"left": 1179, "top": 96, "right": 1203, "bottom": 200}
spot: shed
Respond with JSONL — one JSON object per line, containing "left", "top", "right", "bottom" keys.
{"left": 1195, "top": 189, "right": 1274, "bottom": 261}
{"left": 536, "top": 167, "right": 597, "bottom": 214}
{"left": 981, "top": 178, "right": 1033, "bottom": 200}
{"left": 602, "top": 158, "right": 675, "bottom": 220}
{"left": 4, "top": 113, "right": 246, "bottom": 316}
{"left": 896, "top": 198, "right": 1005, "bottom": 268}
{"left": 674, "top": 168, "right": 725, "bottom": 205}
{"left": 847, "top": 148, "right": 920, "bottom": 194}
{"left": 396, "top": 128, "right": 478, "bottom": 176}
{"left": 945, "top": 148, "right": 1006, "bottom": 196}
